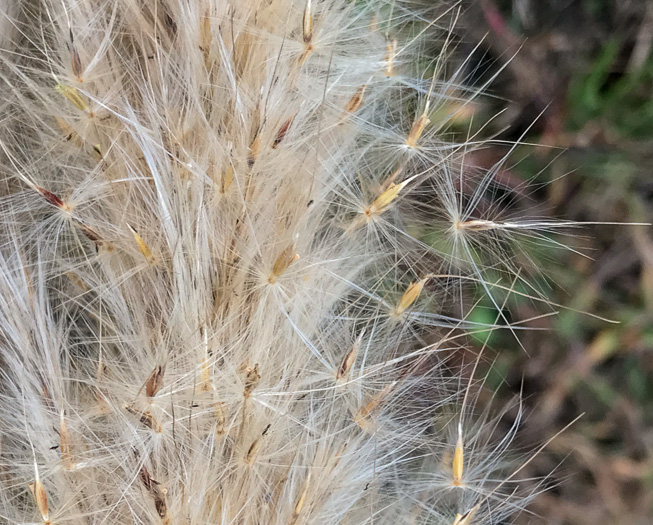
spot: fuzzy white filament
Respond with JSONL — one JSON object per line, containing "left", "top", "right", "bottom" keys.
{"left": 0, "top": 1, "right": 563, "bottom": 524}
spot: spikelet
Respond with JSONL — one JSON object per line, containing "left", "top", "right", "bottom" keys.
{"left": 0, "top": 0, "right": 596, "bottom": 524}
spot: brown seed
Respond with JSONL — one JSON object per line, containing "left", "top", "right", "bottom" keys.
{"left": 55, "top": 117, "right": 81, "bottom": 145}
{"left": 29, "top": 478, "right": 50, "bottom": 524}
{"left": 354, "top": 382, "right": 395, "bottom": 427}
{"left": 303, "top": 0, "right": 313, "bottom": 44}
{"left": 76, "top": 221, "right": 102, "bottom": 245}
{"left": 154, "top": 493, "right": 168, "bottom": 519}
{"left": 344, "top": 85, "right": 366, "bottom": 114}
{"left": 214, "top": 401, "right": 226, "bottom": 435}
{"left": 273, "top": 117, "right": 295, "bottom": 148}
{"left": 145, "top": 365, "right": 165, "bottom": 397}
{"left": 125, "top": 405, "right": 162, "bottom": 432}
{"left": 36, "top": 186, "right": 69, "bottom": 211}
{"left": 268, "top": 245, "right": 300, "bottom": 284}
{"left": 243, "top": 364, "right": 261, "bottom": 396}
{"left": 405, "top": 114, "right": 430, "bottom": 148}
{"left": 139, "top": 465, "right": 168, "bottom": 519}
{"left": 336, "top": 337, "right": 361, "bottom": 380}
{"left": 248, "top": 134, "right": 261, "bottom": 166}
{"left": 453, "top": 504, "right": 479, "bottom": 525}
{"left": 71, "top": 51, "right": 83, "bottom": 80}
{"left": 92, "top": 144, "right": 103, "bottom": 161}
{"left": 244, "top": 437, "right": 261, "bottom": 464}
{"left": 384, "top": 39, "right": 397, "bottom": 77}
{"left": 138, "top": 464, "right": 155, "bottom": 491}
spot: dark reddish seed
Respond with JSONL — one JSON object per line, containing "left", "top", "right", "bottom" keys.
{"left": 272, "top": 117, "right": 294, "bottom": 148}
{"left": 38, "top": 187, "right": 65, "bottom": 209}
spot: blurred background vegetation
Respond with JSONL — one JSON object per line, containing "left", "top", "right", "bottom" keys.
{"left": 449, "top": 1, "right": 653, "bottom": 523}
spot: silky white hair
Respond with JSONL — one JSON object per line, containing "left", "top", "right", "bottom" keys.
{"left": 0, "top": 1, "right": 568, "bottom": 523}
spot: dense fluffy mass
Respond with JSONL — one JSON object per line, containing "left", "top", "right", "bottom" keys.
{"left": 0, "top": 1, "right": 557, "bottom": 523}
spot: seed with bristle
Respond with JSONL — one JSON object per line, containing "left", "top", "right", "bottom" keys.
{"left": 214, "top": 401, "right": 226, "bottom": 435}
{"left": 76, "top": 222, "right": 102, "bottom": 245}
{"left": 455, "top": 219, "right": 496, "bottom": 232}
{"left": 393, "top": 277, "right": 428, "bottom": 317}
{"left": 29, "top": 477, "right": 50, "bottom": 525}
{"left": 243, "top": 364, "right": 261, "bottom": 397}
{"left": 139, "top": 465, "right": 168, "bottom": 519}
{"left": 55, "top": 83, "right": 88, "bottom": 112}
{"left": 36, "top": 186, "right": 71, "bottom": 212}
{"left": 245, "top": 425, "right": 271, "bottom": 464}
{"left": 347, "top": 173, "right": 415, "bottom": 234}
{"left": 268, "top": 245, "right": 300, "bottom": 284}
{"left": 366, "top": 179, "right": 410, "bottom": 217}
{"left": 127, "top": 224, "right": 155, "bottom": 264}
{"left": 71, "top": 48, "right": 83, "bottom": 80}
{"left": 138, "top": 464, "right": 155, "bottom": 491}
{"left": 151, "top": 484, "right": 168, "bottom": 520}
{"left": 405, "top": 113, "right": 430, "bottom": 148}
{"left": 344, "top": 85, "right": 366, "bottom": 114}
{"left": 384, "top": 39, "right": 397, "bottom": 77}
{"left": 92, "top": 144, "right": 103, "bottom": 161}
{"left": 273, "top": 117, "right": 295, "bottom": 148}
{"left": 453, "top": 504, "right": 480, "bottom": 525}
{"left": 248, "top": 134, "right": 261, "bottom": 166}
{"left": 452, "top": 432, "right": 464, "bottom": 486}
{"left": 244, "top": 437, "right": 261, "bottom": 464}
{"left": 125, "top": 405, "right": 162, "bottom": 433}
{"left": 336, "top": 337, "right": 361, "bottom": 380}
{"left": 55, "top": 116, "right": 82, "bottom": 145}
{"left": 354, "top": 382, "right": 395, "bottom": 427}
{"left": 297, "top": 0, "right": 315, "bottom": 66}
{"left": 74, "top": 218, "right": 103, "bottom": 247}
{"left": 163, "top": 10, "right": 177, "bottom": 36}
{"left": 154, "top": 494, "right": 168, "bottom": 520}
{"left": 302, "top": 0, "right": 313, "bottom": 44}
{"left": 69, "top": 29, "right": 84, "bottom": 80}
{"left": 289, "top": 474, "right": 311, "bottom": 524}
{"left": 145, "top": 365, "right": 165, "bottom": 398}
{"left": 140, "top": 412, "right": 161, "bottom": 433}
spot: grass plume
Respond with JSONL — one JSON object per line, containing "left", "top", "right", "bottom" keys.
{"left": 0, "top": 0, "right": 620, "bottom": 523}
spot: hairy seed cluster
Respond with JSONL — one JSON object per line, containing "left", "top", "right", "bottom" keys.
{"left": 0, "top": 1, "right": 556, "bottom": 524}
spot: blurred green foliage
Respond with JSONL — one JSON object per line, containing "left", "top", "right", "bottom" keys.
{"left": 568, "top": 40, "right": 653, "bottom": 139}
